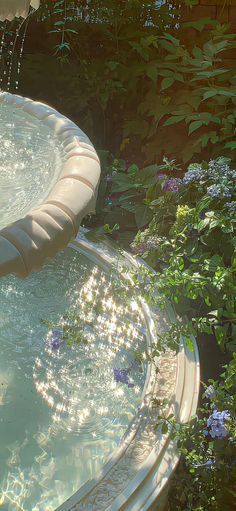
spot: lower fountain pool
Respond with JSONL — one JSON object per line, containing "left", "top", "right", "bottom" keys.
{"left": 0, "top": 245, "right": 147, "bottom": 511}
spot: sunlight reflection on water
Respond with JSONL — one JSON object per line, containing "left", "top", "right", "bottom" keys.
{"left": 0, "top": 247, "right": 147, "bottom": 510}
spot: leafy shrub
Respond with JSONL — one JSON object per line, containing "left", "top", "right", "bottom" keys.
{"left": 160, "top": 358, "right": 236, "bottom": 511}
{"left": 15, "top": 1, "right": 236, "bottom": 166}
{"left": 126, "top": 156, "right": 236, "bottom": 509}
{"left": 130, "top": 156, "right": 236, "bottom": 351}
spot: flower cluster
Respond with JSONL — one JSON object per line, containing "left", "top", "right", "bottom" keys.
{"left": 113, "top": 360, "right": 141, "bottom": 388}
{"left": 183, "top": 164, "right": 205, "bottom": 184}
{"left": 203, "top": 409, "right": 230, "bottom": 439}
{"left": 113, "top": 367, "right": 134, "bottom": 387}
{"left": 207, "top": 184, "right": 231, "bottom": 199}
{"left": 50, "top": 328, "right": 63, "bottom": 350}
{"left": 131, "top": 235, "right": 159, "bottom": 255}
{"left": 208, "top": 157, "right": 231, "bottom": 178}
{"left": 182, "top": 158, "right": 236, "bottom": 200}
{"left": 163, "top": 177, "right": 180, "bottom": 193}
{"left": 157, "top": 173, "right": 181, "bottom": 193}
{"left": 225, "top": 201, "right": 236, "bottom": 213}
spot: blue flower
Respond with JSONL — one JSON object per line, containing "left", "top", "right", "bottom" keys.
{"left": 207, "top": 184, "right": 222, "bottom": 198}
{"left": 204, "top": 409, "right": 230, "bottom": 439}
{"left": 222, "top": 187, "right": 231, "bottom": 198}
{"left": 205, "top": 385, "right": 215, "bottom": 400}
{"left": 206, "top": 458, "right": 215, "bottom": 467}
{"left": 225, "top": 201, "right": 236, "bottom": 213}
{"left": 183, "top": 164, "right": 204, "bottom": 184}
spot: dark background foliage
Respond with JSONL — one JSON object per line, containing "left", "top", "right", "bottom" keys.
{"left": 3, "top": 0, "right": 236, "bottom": 170}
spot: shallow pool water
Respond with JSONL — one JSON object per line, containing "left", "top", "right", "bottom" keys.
{"left": 0, "top": 102, "right": 64, "bottom": 230}
{"left": 0, "top": 247, "right": 147, "bottom": 510}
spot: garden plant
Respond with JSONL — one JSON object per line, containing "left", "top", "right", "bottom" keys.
{"left": 3, "top": 0, "right": 236, "bottom": 509}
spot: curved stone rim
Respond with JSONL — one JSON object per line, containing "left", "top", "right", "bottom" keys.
{"left": 56, "top": 232, "right": 200, "bottom": 511}
{"left": 0, "top": 92, "right": 101, "bottom": 277}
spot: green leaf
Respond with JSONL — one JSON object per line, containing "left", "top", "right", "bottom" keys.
{"left": 146, "top": 64, "right": 158, "bottom": 82}
{"left": 183, "top": 18, "right": 218, "bottom": 32}
{"left": 203, "top": 88, "right": 236, "bottom": 100}
{"left": 163, "top": 115, "right": 185, "bottom": 126}
{"left": 192, "top": 46, "right": 202, "bottom": 59}
{"left": 161, "top": 77, "right": 174, "bottom": 90}
{"left": 203, "top": 89, "right": 217, "bottom": 100}
{"left": 215, "top": 324, "right": 228, "bottom": 346}
{"left": 159, "top": 40, "right": 177, "bottom": 54}
{"left": 189, "top": 120, "right": 203, "bottom": 135}
{"left": 54, "top": 20, "right": 65, "bottom": 26}
{"left": 162, "top": 33, "right": 180, "bottom": 46}
{"left": 185, "top": 337, "right": 194, "bottom": 352}
{"left": 135, "top": 205, "right": 153, "bottom": 228}
{"left": 112, "top": 174, "right": 136, "bottom": 192}
{"left": 161, "top": 422, "right": 168, "bottom": 434}
{"left": 191, "top": 69, "right": 229, "bottom": 81}
{"left": 225, "top": 141, "right": 236, "bottom": 149}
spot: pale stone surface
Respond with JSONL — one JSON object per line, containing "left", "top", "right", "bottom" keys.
{"left": 54, "top": 235, "right": 200, "bottom": 511}
{"left": 0, "top": 0, "right": 40, "bottom": 21}
{"left": 0, "top": 92, "right": 101, "bottom": 277}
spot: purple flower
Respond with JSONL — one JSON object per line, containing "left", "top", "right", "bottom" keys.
{"left": 156, "top": 173, "right": 167, "bottom": 181}
{"left": 185, "top": 223, "right": 198, "bottom": 237}
{"left": 163, "top": 177, "right": 180, "bottom": 193}
{"left": 51, "top": 328, "right": 63, "bottom": 350}
{"left": 131, "top": 241, "right": 148, "bottom": 255}
{"left": 113, "top": 367, "right": 134, "bottom": 388}
{"left": 113, "top": 360, "right": 140, "bottom": 388}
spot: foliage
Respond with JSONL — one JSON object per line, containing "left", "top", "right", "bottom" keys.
{"left": 16, "top": 0, "right": 236, "bottom": 166}
{"left": 4, "top": 2, "right": 236, "bottom": 507}
{"left": 156, "top": 357, "right": 236, "bottom": 511}
{"left": 130, "top": 156, "right": 236, "bottom": 352}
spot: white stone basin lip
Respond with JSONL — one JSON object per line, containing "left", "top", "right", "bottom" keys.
{"left": 0, "top": 92, "right": 101, "bottom": 277}
{"left": 56, "top": 232, "right": 200, "bottom": 511}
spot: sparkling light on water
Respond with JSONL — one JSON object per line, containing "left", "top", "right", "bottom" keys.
{"left": 0, "top": 248, "right": 147, "bottom": 510}
{"left": 0, "top": 103, "right": 64, "bottom": 230}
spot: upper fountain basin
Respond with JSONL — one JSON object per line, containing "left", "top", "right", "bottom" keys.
{"left": 0, "top": 92, "right": 101, "bottom": 278}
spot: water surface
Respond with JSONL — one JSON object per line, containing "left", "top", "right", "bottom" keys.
{"left": 0, "top": 247, "right": 146, "bottom": 510}
{"left": 0, "top": 103, "right": 64, "bottom": 230}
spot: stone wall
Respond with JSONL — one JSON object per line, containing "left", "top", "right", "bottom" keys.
{"left": 179, "top": 1, "right": 236, "bottom": 69}
{"left": 182, "top": 1, "right": 236, "bottom": 28}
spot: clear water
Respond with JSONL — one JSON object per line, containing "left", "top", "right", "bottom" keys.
{"left": 0, "top": 247, "right": 147, "bottom": 510}
{"left": 0, "top": 102, "right": 64, "bottom": 230}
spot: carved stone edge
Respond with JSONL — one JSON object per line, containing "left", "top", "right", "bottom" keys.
{"left": 0, "top": 92, "right": 100, "bottom": 277}
{"left": 56, "top": 235, "right": 200, "bottom": 511}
